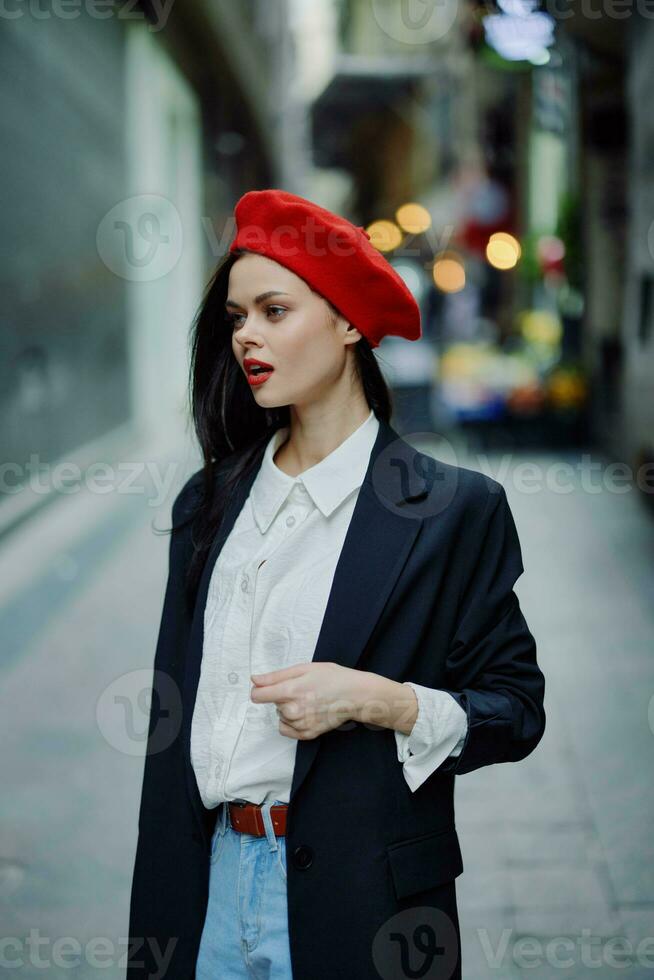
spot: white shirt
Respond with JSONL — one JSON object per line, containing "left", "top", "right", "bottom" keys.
{"left": 190, "top": 408, "right": 468, "bottom": 807}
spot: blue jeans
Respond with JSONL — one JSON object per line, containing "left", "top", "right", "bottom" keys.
{"left": 195, "top": 800, "right": 294, "bottom": 979}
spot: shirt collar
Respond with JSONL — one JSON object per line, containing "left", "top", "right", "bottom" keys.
{"left": 250, "top": 409, "right": 379, "bottom": 533}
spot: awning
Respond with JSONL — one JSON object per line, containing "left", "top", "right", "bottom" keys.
{"left": 310, "top": 54, "right": 437, "bottom": 168}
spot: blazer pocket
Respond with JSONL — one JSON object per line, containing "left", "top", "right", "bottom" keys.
{"left": 386, "top": 826, "right": 464, "bottom": 900}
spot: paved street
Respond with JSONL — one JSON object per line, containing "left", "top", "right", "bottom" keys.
{"left": 1, "top": 446, "right": 653, "bottom": 979}
{"left": 454, "top": 448, "right": 654, "bottom": 979}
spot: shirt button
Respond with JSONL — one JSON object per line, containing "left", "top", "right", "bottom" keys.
{"left": 228, "top": 671, "right": 239, "bottom": 684}
{"left": 240, "top": 574, "right": 249, "bottom": 592}
{"left": 286, "top": 514, "right": 296, "bottom": 527}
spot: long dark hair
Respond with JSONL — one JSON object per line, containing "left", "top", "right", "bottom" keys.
{"left": 171, "top": 249, "right": 394, "bottom": 611}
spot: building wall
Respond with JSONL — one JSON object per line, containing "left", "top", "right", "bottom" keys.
{"left": 0, "top": 14, "right": 130, "bottom": 486}
{"left": 572, "top": 40, "right": 628, "bottom": 455}
{"left": 0, "top": 0, "right": 301, "bottom": 531}
{"left": 124, "top": 21, "right": 204, "bottom": 448}
{"left": 621, "top": 18, "right": 654, "bottom": 468}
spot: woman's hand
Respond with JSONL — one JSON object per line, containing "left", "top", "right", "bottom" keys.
{"left": 249, "top": 662, "right": 369, "bottom": 739}
{"left": 250, "top": 662, "right": 419, "bottom": 740}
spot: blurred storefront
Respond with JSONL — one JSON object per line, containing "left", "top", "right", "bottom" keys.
{"left": 310, "top": 0, "right": 479, "bottom": 435}
{"left": 420, "top": 7, "right": 594, "bottom": 450}
{"left": 554, "top": 11, "right": 629, "bottom": 458}
{"left": 307, "top": 0, "right": 591, "bottom": 445}
{"left": 308, "top": 0, "right": 653, "bottom": 468}
{"left": 545, "top": 12, "right": 654, "bottom": 482}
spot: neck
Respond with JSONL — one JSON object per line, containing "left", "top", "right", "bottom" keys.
{"left": 273, "top": 397, "right": 372, "bottom": 478}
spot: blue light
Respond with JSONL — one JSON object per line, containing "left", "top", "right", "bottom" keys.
{"left": 484, "top": 4, "right": 556, "bottom": 62}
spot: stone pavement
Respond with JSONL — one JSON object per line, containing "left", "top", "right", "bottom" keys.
{"left": 0, "top": 444, "right": 652, "bottom": 979}
{"left": 0, "top": 442, "right": 200, "bottom": 980}
{"left": 453, "top": 447, "right": 654, "bottom": 979}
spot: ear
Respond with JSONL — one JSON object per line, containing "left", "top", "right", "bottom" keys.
{"left": 339, "top": 318, "right": 363, "bottom": 346}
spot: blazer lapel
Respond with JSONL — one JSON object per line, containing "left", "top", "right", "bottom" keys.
{"left": 181, "top": 417, "right": 429, "bottom": 845}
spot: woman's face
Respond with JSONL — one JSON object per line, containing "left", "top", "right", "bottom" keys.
{"left": 227, "top": 251, "right": 358, "bottom": 409}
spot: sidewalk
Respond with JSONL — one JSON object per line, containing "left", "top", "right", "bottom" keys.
{"left": 0, "top": 438, "right": 200, "bottom": 980}
{"left": 454, "top": 449, "right": 654, "bottom": 979}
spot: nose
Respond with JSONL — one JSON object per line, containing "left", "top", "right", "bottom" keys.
{"left": 234, "top": 314, "right": 262, "bottom": 348}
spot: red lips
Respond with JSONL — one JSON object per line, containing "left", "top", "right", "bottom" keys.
{"left": 243, "top": 357, "right": 275, "bottom": 387}
{"left": 244, "top": 357, "right": 274, "bottom": 373}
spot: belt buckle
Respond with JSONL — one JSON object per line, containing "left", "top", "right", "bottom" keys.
{"left": 231, "top": 798, "right": 250, "bottom": 808}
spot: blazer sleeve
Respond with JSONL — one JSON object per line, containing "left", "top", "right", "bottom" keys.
{"left": 436, "top": 484, "right": 546, "bottom": 775}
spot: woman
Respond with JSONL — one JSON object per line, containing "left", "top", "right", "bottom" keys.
{"left": 126, "top": 189, "right": 546, "bottom": 980}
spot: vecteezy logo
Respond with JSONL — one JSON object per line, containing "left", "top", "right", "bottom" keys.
{"left": 96, "top": 194, "right": 183, "bottom": 282}
{"left": 372, "top": 906, "right": 459, "bottom": 979}
{"left": 371, "top": 0, "right": 459, "bottom": 46}
{"left": 96, "top": 668, "right": 182, "bottom": 756}
{"left": 370, "top": 432, "right": 460, "bottom": 520}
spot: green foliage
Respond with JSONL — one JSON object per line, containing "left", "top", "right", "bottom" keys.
{"left": 516, "top": 230, "right": 544, "bottom": 284}
{"left": 555, "top": 190, "right": 583, "bottom": 291}
{"left": 517, "top": 191, "right": 582, "bottom": 290}
{"left": 479, "top": 40, "right": 533, "bottom": 73}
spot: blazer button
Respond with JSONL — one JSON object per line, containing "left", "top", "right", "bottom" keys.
{"left": 292, "top": 845, "right": 313, "bottom": 870}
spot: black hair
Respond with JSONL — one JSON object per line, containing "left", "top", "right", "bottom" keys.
{"left": 168, "top": 249, "right": 394, "bottom": 609}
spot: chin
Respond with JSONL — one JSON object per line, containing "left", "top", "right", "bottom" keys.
{"left": 252, "top": 391, "right": 286, "bottom": 409}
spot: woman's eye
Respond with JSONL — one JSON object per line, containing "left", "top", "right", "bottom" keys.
{"left": 225, "top": 307, "right": 286, "bottom": 328}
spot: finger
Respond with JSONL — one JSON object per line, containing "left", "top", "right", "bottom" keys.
{"left": 277, "top": 710, "right": 304, "bottom": 730}
{"left": 250, "top": 678, "right": 282, "bottom": 702}
{"left": 278, "top": 720, "right": 303, "bottom": 739}
{"left": 251, "top": 664, "right": 307, "bottom": 685}
{"left": 251, "top": 681, "right": 291, "bottom": 704}
{"left": 278, "top": 701, "right": 302, "bottom": 721}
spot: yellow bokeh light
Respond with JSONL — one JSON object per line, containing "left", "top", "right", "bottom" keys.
{"left": 395, "top": 203, "right": 431, "bottom": 235}
{"left": 433, "top": 251, "right": 466, "bottom": 293}
{"left": 519, "top": 310, "right": 562, "bottom": 346}
{"left": 486, "top": 232, "right": 521, "bottom": 270}
{"left": 547, "top": 369, "right": 587, "bottom": 409}
{"left": 365, "top": 220, "right": 403, "bottom": 253}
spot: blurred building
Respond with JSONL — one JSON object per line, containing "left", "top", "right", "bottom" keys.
{"left": 3, "top": 0, "right": 651, "bottom": 518}
{"left": 555, "top": 14, "right": 654, "bottom": 476}
{"left": 0, "top": 0, "right": 306, "bottom": 534}
{"left": 311, "top": 0, "right": 475, "bottom": 221}
{"left": 308, "top": 0, "right": 479, "bottom": 432}
{"left": 453, "top": 6, "right": 653, "bottom": 468}
{"left": 307, "top": 0, "right": 588, "bottom": 442}
{"left": 307, "top": 0, "right": 653, "bottom": 466}
{"left": 620, "top": 20, "right": 654, "bottom": 477}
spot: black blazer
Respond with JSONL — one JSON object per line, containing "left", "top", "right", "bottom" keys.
{"left": 126, "top": 415, "right": 546, "bottom": 980}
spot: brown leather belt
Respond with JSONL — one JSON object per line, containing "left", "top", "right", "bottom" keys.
{"left": 227, "top": 800, "right": 288, "bottom": 837}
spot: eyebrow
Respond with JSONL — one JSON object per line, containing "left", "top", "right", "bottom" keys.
{"left": 225, "top": 291, "right": 291, "bottom": 309}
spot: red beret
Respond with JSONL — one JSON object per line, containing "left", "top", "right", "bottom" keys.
{"left": 228, "top": 189, "right": 421, "bottom": 348}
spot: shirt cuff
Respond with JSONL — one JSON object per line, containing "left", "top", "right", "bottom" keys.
{"left": 394, "top": 682, "right": 469, "bottom": 792}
